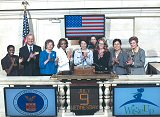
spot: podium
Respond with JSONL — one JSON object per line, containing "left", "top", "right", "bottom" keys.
{"left": 50, "top": 67, "right": 118, "bottom": 116}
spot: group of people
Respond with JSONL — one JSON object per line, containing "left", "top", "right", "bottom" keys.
{"left": 74, "top": 36, "right": 145, "bottom": 75}
{"left": 1, "top": 34, "right": 146, "bottom": 76}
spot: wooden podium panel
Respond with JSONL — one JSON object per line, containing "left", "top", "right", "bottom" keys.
{"left": 73, "top": 66, "right": 95, "bottom": 76}
{"left": 51, "top": 66, "right": 118, "bottom": 81}
{"left": 51, "top": 74, "right": 118, "bottom": 81}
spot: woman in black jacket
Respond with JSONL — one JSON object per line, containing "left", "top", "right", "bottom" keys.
{"left": 93, "top": 38, "right": 110, "bottom": 72}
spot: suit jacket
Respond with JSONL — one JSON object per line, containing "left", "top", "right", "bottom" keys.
{"left": 19, "top": 45, "right": 42, "bottom": 76}
{"left": 127, "top": 48, "right": 146, "bottom": 75}
{"left": 109, "top": 49, "right": 129, "bottom": 75}
{"left": 93, "top": 50, "right": 110, "bottom": 72}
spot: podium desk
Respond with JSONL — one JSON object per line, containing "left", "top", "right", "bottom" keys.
{"left": 148, "top": 62, "right": 160, "bottom": 74}
{"left": 53, "top": 74, "right": 117, "bottom": 81}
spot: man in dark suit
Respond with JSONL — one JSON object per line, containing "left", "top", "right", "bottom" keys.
{"left": 19, "top": 34, "right": 42, "bottom": 76}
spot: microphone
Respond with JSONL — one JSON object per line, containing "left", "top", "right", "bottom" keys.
{"left": 92, "top": 63, "right": 104, "bottom": 73}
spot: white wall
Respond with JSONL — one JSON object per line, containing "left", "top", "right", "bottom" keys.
{"left": 1, "top": 0, "right": 160, "bottom": 10}
{"left": 36, "top": 19, "right": 63, "bottom": 50}
{"left": 135, "top": 17, "right": 160, "bottom": 56}
{"left": 0, "top": 19, "right": 22, "bottom": 75}
{"left": 106, "top": 18, "right": 134, "bottom": 48}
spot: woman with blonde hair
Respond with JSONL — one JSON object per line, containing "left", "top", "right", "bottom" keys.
{"left": 93, "top": 38, "right": 110, "bottom": 72}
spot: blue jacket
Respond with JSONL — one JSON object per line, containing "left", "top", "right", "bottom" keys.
{"left": 39, "top": 50, "right": 57, "bottom": 75}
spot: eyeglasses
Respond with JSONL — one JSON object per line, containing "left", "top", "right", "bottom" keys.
{"left": 99, "top": 43, "right": 104, "bottom": 45}
{"left": 61, "top": 43, "right": 66, "bottom": 45}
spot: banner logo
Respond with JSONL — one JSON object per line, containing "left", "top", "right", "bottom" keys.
{"left": 25, "top": 95, "right": 36, "bottom": 112}
{"left": 120, "top": 88, "right": 158, "bottom": 108}
{"left": 13, "top": 90, "right": 48, "bottom": 116}
{"left": 119, "top": 88, "right": 159, "bottom": 115}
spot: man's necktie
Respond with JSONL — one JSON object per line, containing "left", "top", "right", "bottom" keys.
{"left": 30, "top": 46, "right": 33, "bottom": 53}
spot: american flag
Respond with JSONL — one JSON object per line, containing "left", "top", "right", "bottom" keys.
{"left": 65, "top": 15, "right": 105, "bottom": 37}
{"left": 22, "top": 10, "right": 30, "bottom": 45}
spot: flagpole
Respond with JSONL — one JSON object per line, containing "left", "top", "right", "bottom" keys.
{"left": 22, "top": 0, "right": 29, "bottom": 46}
{"left": 22, "top": 0, "right": 29, "bottom": 11}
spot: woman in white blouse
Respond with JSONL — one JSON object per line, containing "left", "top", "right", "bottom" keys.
{"left": 56, "top": 38, "right": 72, "bottom": 74}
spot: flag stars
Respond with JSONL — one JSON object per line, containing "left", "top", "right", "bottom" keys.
{"left": 22, "top": 11, "right": 30, "bottom": 39}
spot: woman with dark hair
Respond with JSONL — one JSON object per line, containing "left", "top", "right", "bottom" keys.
{"left": 1, "top": 45, "right": 22, "bottom": 76}
{"left": 88, "top": 35, "right": 97, "bottom": 51}
{"left": 56, "top": 38, "right": 72, "bottom": 73}
{"left": 126, "top": 36, "right": 145, "bottom": 75}
{"left": 109, "top": 39, "right": 129, "bottom": 75}
{"left": 93, "top": 38, "right": 110, "bottom": 72}
{"left": 74, "top": 39, "right": 93, "bottom": 66}
{"left": 39, "top": 39, "right": 58, "bottom": 75}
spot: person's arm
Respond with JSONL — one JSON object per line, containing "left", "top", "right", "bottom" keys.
{"left": 5, "top": 65, "right": 14, "bottom": 75}
{"left": 19, "top": 48, "right": 29, "bottom": 64}
{"left": 27, "top": 53, "right": 35, "bottom": 61}
{"left": 104, "top": 51, "right": 111, "bottom": 71}
{"left": 133, "top": 49, "right": 145, "bottom": 68}
{"left": 39, "top": 52, "right": 48, "bottom": 69}
{"left": 93, "top": 51, "right": 98, "bottom": 64}
{"left": 85, "top": 51, "right": 93, "bottom": 65}
{"left": 108, "top": 51, "right": 115, "bottom": 72}
{"left": 54, "top": 52, "right": 58, "bottom": 66}
{"left": 1, "top": 58, "right": 14, "bottom": 75}
{"left": 44, "top": 53, "right": 50, "bottom": 65}
{"left": 74, "top": 51, "right": 82, "bottom": 66}
{"left": 19, "top": 48, "right": 24, "bottom": 64}
{"left": 118, "top": 52, "right": 128, "bottom": 68}
{"left": 57, "top": 49, "right": 69, "bottom": 67}
{"left": 34, "top": 46, "right": 42, "bottom": 63}
{"left": 108, "top": 51, "right": 115, "bottom": 66}
{"left": 18, "top": 57, "right": 24, "bottom": 70}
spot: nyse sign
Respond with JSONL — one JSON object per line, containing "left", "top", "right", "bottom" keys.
{"left": 70, "top": 83, "right": 99, "bottom": 115}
